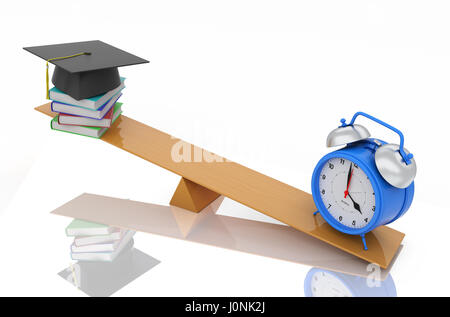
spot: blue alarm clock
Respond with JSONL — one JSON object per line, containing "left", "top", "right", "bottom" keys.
{"left": 311, "top": 112, "right": 417, "bottom": 250}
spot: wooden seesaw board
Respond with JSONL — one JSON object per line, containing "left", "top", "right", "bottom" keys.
{"left": 36, "top": 103, "right": 404, "bottom": 269}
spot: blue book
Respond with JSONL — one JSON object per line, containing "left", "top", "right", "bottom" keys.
{"left": 51, "top": 93, "right": 122, "bottom": 119}
{"left": 49, "top": 77, "right": 126, "bottom": 110}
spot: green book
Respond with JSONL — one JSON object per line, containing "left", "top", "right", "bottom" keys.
{"left": 66, "top": 219, "right": 113, "bottom": 237}
{"left": 51, "top": 102, "right": 122, "bottom": 139}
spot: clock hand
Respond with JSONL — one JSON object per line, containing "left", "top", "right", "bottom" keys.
{"left": 347, "top": 193, "right": 362, "bottom": 214}
{"left": 344, "top": 163, "right": 353, "bottom": 198}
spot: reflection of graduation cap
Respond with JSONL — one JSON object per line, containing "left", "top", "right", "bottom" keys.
{"left": 24, "top": 40, "right": 149, "bottom": 100}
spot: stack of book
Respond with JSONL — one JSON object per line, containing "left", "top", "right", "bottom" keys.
{"left": 66, "top": 219, "right": 135, "bottom": 261}
{"left": 24, "top": 41, "right": 149, "bottom": 139}
{"left": 50, "top": 78, "right": 125, "bottom": 139}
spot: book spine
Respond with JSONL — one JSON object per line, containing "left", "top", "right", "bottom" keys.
{"left": 50, "top": 116, "right": 57, "bottom": 131}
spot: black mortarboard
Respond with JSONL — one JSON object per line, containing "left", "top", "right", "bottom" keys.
{"left": 24, "top": 40, "right": 149, "bottom": 100}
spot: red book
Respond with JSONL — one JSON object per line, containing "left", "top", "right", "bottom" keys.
{"left": 58, "top": 103, "right": 122, "bottom": 128}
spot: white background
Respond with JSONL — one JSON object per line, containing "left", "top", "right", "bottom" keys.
{"left": 0, "top": 0, "right": 449, "bottom": 296}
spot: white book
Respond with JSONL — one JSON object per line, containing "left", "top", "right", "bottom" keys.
{"left": 71, "top": 239, "right": 122, "bottom": 253}
{"left": 74, "top": 228, "right": 125, "bottom": 247}
{"left": 49, "top": 78, "right": 125, "bottom": 110}
{"left": 71, "top": 231, "right": 136, "bottom": 262}
{"left": 51, "top": 92, "right": 121, "bottom": 119}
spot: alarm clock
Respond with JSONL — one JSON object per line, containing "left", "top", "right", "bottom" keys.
{"left": 304, "top": 268, "right": 397, "bottom": 297}
{"left": 311, "top": 112, "right": 417, "bottom": 250}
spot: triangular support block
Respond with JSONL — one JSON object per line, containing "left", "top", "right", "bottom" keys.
{"left": 170, "top": 177, "right": 221, "bottom": 213}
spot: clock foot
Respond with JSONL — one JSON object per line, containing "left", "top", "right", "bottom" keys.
{"left": 361, "top": 234, "right": 368, "bottom": 251}
{"left": 313, "top": 210, "right": 320, "bottom": 216}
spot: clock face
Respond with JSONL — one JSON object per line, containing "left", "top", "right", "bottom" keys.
{"left": 309, "top": 271, "right": 352, "bottom": 297}
{"left": 318, "top": 157, "right": 376, "bottom": 229}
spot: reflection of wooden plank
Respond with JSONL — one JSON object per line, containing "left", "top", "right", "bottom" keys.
{"left": 52, "top": 193, "right": 395, "bottom": 279}
{"left": 36, "top": 103, "right": 404, "bottom": 269}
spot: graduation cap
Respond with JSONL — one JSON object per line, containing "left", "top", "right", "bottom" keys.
{"left": 24, "top": 40, "right": 149, "bottom": 100}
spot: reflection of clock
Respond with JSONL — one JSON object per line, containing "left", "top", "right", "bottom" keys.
{"left": 307, "top": 269, "right": 353, "bottom": 297}
{"left": 304, "top": 268, "right": 397, "bottom": 297}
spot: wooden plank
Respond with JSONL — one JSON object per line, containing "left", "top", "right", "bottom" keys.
{"left": 36, "top": 103, "right": 404, "bottom": 268}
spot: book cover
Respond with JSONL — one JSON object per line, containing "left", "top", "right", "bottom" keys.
{"left": 71, "top": 232, "right": 136, "bottom": 262}
{"left": 74, "top": 228, "right": 125, "bottom": 247}
{"left": 71, "top": 230, "right": 134, "bottom": 253}
{"left": 58, "top": 102, "right": 123, "bottom": 128}
{"left": 66, "top": 219, "right": 113, "bottom": 237}
{"left": 51, "top": 92, "right": 122, "bottom": 119}
{"left": 71, "top": 240, "right": 120, "bottom": 253}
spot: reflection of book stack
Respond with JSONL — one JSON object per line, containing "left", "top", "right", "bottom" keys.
{"left": 66, "top": 219, "right": 135, "bottom": 261}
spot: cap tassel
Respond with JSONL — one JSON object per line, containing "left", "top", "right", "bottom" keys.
{"left": 45, "top": 52, "right": 91, "bottom": 99}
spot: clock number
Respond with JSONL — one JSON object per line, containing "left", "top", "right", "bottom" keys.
{"left": 319, "top": 158, "right": 376, "bottom": 229}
